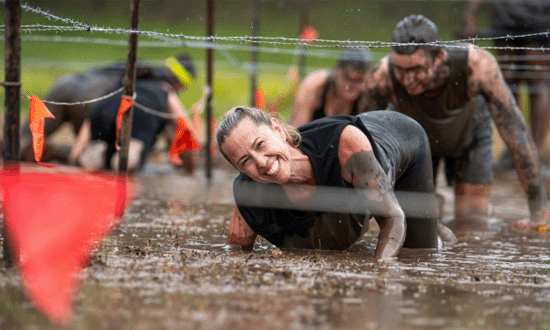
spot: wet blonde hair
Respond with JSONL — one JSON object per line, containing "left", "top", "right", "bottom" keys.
{"left": 216, "top": 106, "right": 301, "bottom": 162}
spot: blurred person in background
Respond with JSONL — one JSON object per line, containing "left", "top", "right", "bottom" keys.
{"left": 459, "top": 0, "right": 550, "bottom": 171}
{"left": 288, "top": 46, "right": 371, "bottom": 127}
{"left": 362, "top": 14, "right": 549, "bottom": 229}
{"left": 20, "top": 54, "right": 200, "bottom": 172}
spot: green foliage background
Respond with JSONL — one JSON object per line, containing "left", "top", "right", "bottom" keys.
{"left": 1, "top": 0, "right": 493, "bottom": 124}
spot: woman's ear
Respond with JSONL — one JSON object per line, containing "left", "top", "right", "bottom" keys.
{"left": 270, "top": 117, "right": 280, "bottom": 127}
{"left": 270, "top": 117, "right": 286, "bottom": 140}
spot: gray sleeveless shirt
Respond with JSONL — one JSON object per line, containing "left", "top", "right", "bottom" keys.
{"left": 389, "top": 45, "right": 489, "bottom": 158}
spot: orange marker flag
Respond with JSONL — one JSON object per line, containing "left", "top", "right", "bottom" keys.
{"left": 168, "top": 117, "right": 202, "bottom": 165}
{"left": 299, "top": 25, "right": 319, "bottom": 44}
{"left": 0, "top": 169, "right": 134, "bottom": 325}
{"left": 255, "top": 88, "right": 265, "bottom": 110}
{"left": 29, "top": 96, "right": 55, "bottom": 165}
{"left": 115, "top": 95, "right": 134, "bottom": 150}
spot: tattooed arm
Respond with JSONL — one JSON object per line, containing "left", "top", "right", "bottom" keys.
{"left": 225, "top": 206, "right": 257, "bottom": 251}
{"left": 339, "top": 125, "right": 406, "bottom": 261}
{"left": 361, "top": 56, "right": 394, "bottom": 112}
{"left": 468, "top": 46, "right": 549, "bottom": 223}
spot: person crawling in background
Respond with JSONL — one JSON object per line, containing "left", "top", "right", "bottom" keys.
{"left": 21, "top": 54, "right": 203, "bottom": 173}
{"left": 361, "top": 15, "right": 550, "bottom": 231}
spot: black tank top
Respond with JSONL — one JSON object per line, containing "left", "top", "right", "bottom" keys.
{"left": 89, "top": 80, "right": 169, "bottom": 169}
{"left": 233, "top": 114, "right": 387, "bottom": 249}
{"left": 311, "top": 75, "right": 361, "bottom": 121}
{"left": 389, "top": 45, "right": 487, "bottom": 157}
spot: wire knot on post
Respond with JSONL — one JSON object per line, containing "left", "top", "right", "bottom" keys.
{"left": 0, "top": 81, "right": 22, "bottom": 87}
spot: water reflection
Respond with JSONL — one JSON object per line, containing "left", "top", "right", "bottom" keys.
{"left": 1, "top": 166, "right": 549, "bottom": 329}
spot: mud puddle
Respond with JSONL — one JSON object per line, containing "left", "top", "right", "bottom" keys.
{"left": 1, "top": 164, "right": 550, "bottom": 330}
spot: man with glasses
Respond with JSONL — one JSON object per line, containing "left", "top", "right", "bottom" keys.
{"left": 288, "top": 46, "right": 371, "bottom": 127}
{"left": 362, "top": 14, "right": 549, "bottom": 229}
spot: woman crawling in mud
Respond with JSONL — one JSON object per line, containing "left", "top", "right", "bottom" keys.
{"left": 216, "top": 106, "right": 455, "bottom": 261}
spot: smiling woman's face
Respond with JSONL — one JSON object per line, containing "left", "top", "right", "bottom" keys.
{"left": 221, "top": 117, "right": 293, "bottom": 184}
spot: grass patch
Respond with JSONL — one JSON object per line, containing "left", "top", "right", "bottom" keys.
{"left": 2, "top": 0, "right": 516, "bottom": 124}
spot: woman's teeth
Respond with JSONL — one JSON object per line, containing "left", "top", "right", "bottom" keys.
{"left": 267, "top": 159, "right": 279, "bottom": 175}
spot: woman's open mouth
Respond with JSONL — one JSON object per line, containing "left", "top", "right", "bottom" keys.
{"left": 266, "top": 159, "right": 279, "bottom": 176}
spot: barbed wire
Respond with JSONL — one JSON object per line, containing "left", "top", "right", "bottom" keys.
{"left": 5, "top": 34, "right": 349, "bottom": 61}
{"left": 1, "top": 0, "right": 550, "bottom": 52}
{"left": 3, "top": 0, "right": 550, "bottom": 114}
{"left": 133, "top": 102, "right": 181, "bottom": 120}
{"left": 0, "top": 0, "right": 191, "bottom": 121}
{"left": 7, "top": 34, "right": 550, "bottom": 66}
{"left": 500, "top": 64, "right": 549, "bottom": 71}
{"left": 18, "top": 24, "right": 84, "bottom": 33}
{"left": 7, "top": 33, "right": 550, "bottom": 76}
{"left": 23, "top": 87, "right": 126, "bottom": 106}
{"left": 7, "top": 22, "right": 550, "bottom": 51}
{"left": 7, "top": 1, "right": 93, "bottom": 30}
{"left": 21, "top": 85, "right": 181, "bottom": 120}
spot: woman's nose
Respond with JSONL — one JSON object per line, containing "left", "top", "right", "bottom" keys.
{"left": 252, "top": 152, "right": 267, "bottom": 168}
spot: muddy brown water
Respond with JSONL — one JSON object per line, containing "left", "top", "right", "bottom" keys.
{"left": 1, "top": 159, "right": 549, "bottom": 330}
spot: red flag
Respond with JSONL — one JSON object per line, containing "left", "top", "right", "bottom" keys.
{"left": 255, "top": 88, "right": 265, "bottom": 109}
{"left": 115, "top": 96, "right": 134, "bottom": 150}
{"left": 168, "top": 117, "right": 202, "bottom": 165}
{"left": 29, "top": 96, "right": 55, "bottom": 166}
{"left": 299, "top": 26, "right": 318, "bottom": 44}
{"left": 0, "top": 169, "right": 134, "bottom": 325}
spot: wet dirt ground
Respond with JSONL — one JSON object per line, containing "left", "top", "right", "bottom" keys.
{"left": 1, "top": 155, "right": 550, "bottom": 330}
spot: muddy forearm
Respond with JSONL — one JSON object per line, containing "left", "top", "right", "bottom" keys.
{"left": 491, "top": 98, "right": 548, "bottom": 218}
{"left": 476, "top": 48, "right": 549, "bottom": 219}
{"left": 226, "top": 229, "right": 255, "bottom": 251}
{"left": 511, "top": 137, "right": 547, "bottom": 214}
{"left": 345, "top": 150, "right": 406, "bottom": 260}
{"left": 374, "top": 213, "right": 406, "bottom": 261}
{"left": 510, "top": 138, "right": 548, "bottom": 217}
{"left": 226, "top": 206, "right": 257, "bottom": 251}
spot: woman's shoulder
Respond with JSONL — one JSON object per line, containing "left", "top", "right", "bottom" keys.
{"left": 299, "top": 116, "right": 358, "bottom": 164}
{"left": 338, "top": 124, "right": 373, "bottom": 154}
{"left": 300, "top": 69, "right": 332, "bottom": 90}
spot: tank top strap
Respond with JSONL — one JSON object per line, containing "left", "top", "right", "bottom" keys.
{"left": 311, "top": 74, "right": 335, "bottom": 121}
